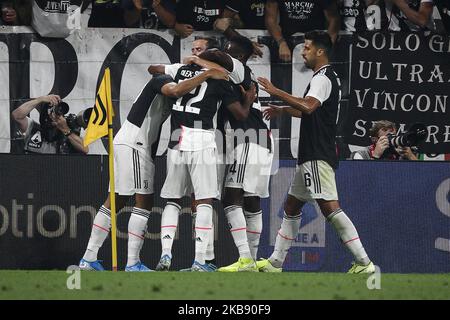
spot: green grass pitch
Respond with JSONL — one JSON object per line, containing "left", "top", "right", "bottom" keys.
{"left": 0, "top": 271, "right": 449, "bottom": 300}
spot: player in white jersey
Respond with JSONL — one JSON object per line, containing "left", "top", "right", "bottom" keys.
{"left": 79, "top": 69, "right": 229, "bottom": 271}
{"left": 157, "top": 56, "right": 256, "bottom": 271}
{"left": 163, "top": 38, "right": 272, "bottom": 272}
{"left": 257, "top": 30, "right": 374, "bottom": 274}
{"left": 187, "top": 37, "right": 274, "bottom": 272}
{"left": 148, "top": 37, "right": 246, "bottom": 271}
{"left": 203, "top": 37, "right": 274, "bottom": 272}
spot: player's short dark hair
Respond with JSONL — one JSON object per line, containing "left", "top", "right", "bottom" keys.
{"left": 150, "top": 74, "right": 174, "bottom": 93}
{"left": 225, "top": 36, "right": 254, "bottom": 61}
{"left": 305, "top": 30, "right": 332, "bottom": 57}
{"left": 194, "top": 36, "right": 220, "bottom": 50}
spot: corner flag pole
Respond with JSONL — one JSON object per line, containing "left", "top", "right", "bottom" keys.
{"left": 105, "top": 69, "right": 118, "bottom": 272}
{"left": 83, "top": 68, "right": 117, "bottom": 271}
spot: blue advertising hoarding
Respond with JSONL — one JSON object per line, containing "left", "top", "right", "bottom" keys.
{"left": 260, "top": 160, "right": 450, "bottom": 273}
{"left": 0, "top": 155, "right": 449, "bottom": 272}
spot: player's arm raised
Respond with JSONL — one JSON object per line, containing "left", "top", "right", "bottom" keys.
{"left": 257, "top": 77, "right": 320, "bottom": 115}
{"left": 226, "top": 83, "right": 257, "bottom": 121}
{"left": 182, "top": 55, "right": 229, "bottom": 74}
{"left": 198, "top": 50, "right": 246, "bottom": 85}
{"left": 161, "top": 69, "right": 229, "bottom": 98}
{"left": 197, "top": 49, "right": 234, "bottom": 72}
{"left": 263, "top": 103, "right": 302, "bottom": 120}
{"left": 148, "top": 64, "right": 166, "bottom": 75}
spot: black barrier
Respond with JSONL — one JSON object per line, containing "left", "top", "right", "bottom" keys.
{"left": 0, "top": 154, "right": 238, "bottom": 270}
{"left": 345, "top": 32, "right": 450, "bottom": 153}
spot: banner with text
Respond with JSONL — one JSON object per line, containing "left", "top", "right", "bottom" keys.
{"left": 346, "top": 31, "right": 450, "bottom": 153}
{"left": 0, "top": 27, "right": 353, "bottom": 159}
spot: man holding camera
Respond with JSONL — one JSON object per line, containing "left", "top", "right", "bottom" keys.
{"left": 351, "top": 120, "right": 419, "bottom": 160}
{"left": 12, "top": 94, "right": 89, "bottom": 154}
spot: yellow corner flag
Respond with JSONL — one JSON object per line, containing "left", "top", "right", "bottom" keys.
{"left": 83, "top": 68, "right": 119, "bottom": 271}
{"left": 83, "top": 68, "right": 114, "bottom": 147}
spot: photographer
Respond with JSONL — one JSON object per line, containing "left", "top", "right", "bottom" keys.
{"left": 11, "top": 94, "right": 89, "bottom": 154}
{"left": 351, "top": 120, "right": 418, "bottom": 160}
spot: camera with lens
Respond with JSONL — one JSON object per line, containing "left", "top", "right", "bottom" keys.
{"left": 381, "top": 123, "right": 427, "bottom": 159}
{"left": 386, "top": 123, "right": 427, "bottom": 149}
{"left": 49, "top": 101, "right": 70, "bottom": 116}
{"left": 65, "top": 108, "right": 93, "bottom": 131}
{"left": 41, "top": 101, "right": 93, "bottom": 144}
{"left": 47, "top": 101, "right": 93, "bottom": 131}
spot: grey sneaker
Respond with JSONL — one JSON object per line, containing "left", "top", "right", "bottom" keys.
{"left": 190, "top": 261, "right": 216, "bottom": 272}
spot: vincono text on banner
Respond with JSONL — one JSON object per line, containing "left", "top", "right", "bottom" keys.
{"left": 345, "top": 32, "right": 450, "bottom": 154}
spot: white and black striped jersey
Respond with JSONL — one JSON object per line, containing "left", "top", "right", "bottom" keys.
{"left": 165, "top": 63, "right": 241, "bottom": 151}
{"left": 113, "top": 75, "right": 174, "bottom": 160}
{"left": 298, "top": 65, "right": 342, "bottom": 169}
{"left": 225, "top": 64, "right": 271, "bottom": 151}
{"left": 339, "top": 0, "right": 370, "bottom": 32}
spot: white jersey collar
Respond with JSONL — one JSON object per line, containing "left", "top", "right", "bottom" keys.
{"left": 313, "top": 64, "right": 331, "bottom": 76}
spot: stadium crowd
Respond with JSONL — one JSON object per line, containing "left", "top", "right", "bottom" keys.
{"left": 1, "top": 0, "right": 449, "bottom": 35}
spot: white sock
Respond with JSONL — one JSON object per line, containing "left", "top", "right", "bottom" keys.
{"left": 192, "top": 212, "right": 215, "bottom": 262}
{"left": 160, "top": 202, "right": 180, "bottom": 258}
{"left": 83, "top": 206, "right": 111, "bottom": 261}
{"left": 126, "top": 207, "right": 151, "bottom": 267}
{"left": 328, "top": 209, "right": 370, "bottom": 265}
{"left": 205, "top": 221, "right": 215, "bottom": 262}
{"left": 225, "top": 205, "right": 252, "bottom": 259}
{"left": 194, "top": 204, "right": 213, "bottom": 265}
{"left": 269, "top": 212, "right": 301, "bottom": 268}
{"left": 244, "top": 210, "right": 262, "bottom": 260}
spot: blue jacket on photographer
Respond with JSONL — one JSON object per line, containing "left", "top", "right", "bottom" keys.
{"left": 350, "top": 120, "right": 421, "bottom": 160}
{"left": 11, "top": 94, "right": 89, "bottom": 155}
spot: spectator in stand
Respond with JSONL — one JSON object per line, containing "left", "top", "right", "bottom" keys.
{"left": 121, "top": 0, "right": 175, "bottom": 29}
{"left": 0, "top": 0, "right": 31, "bottom": 26}
{"left": 434, "top": 0, "right": 450, "bottom": 34}
{"left": 88, "top": 0, "right": 141, "bottom": 28}
{"left": 214, "top": 0, "right": 266, "bottom": 57}
{"left": 174, "top": 0, "right": 224, "bottom": 38}
{"left": 265, "top": 0, "right": 340, "bottom": 62}
{"left": 385, "top": 0, "right": 435, "bottom": 32}
{"left": 338, "top": 0, "right": 382, "bottom": 32}
{"left": 218, "top": 0, "right": 266, "bottom": 29}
